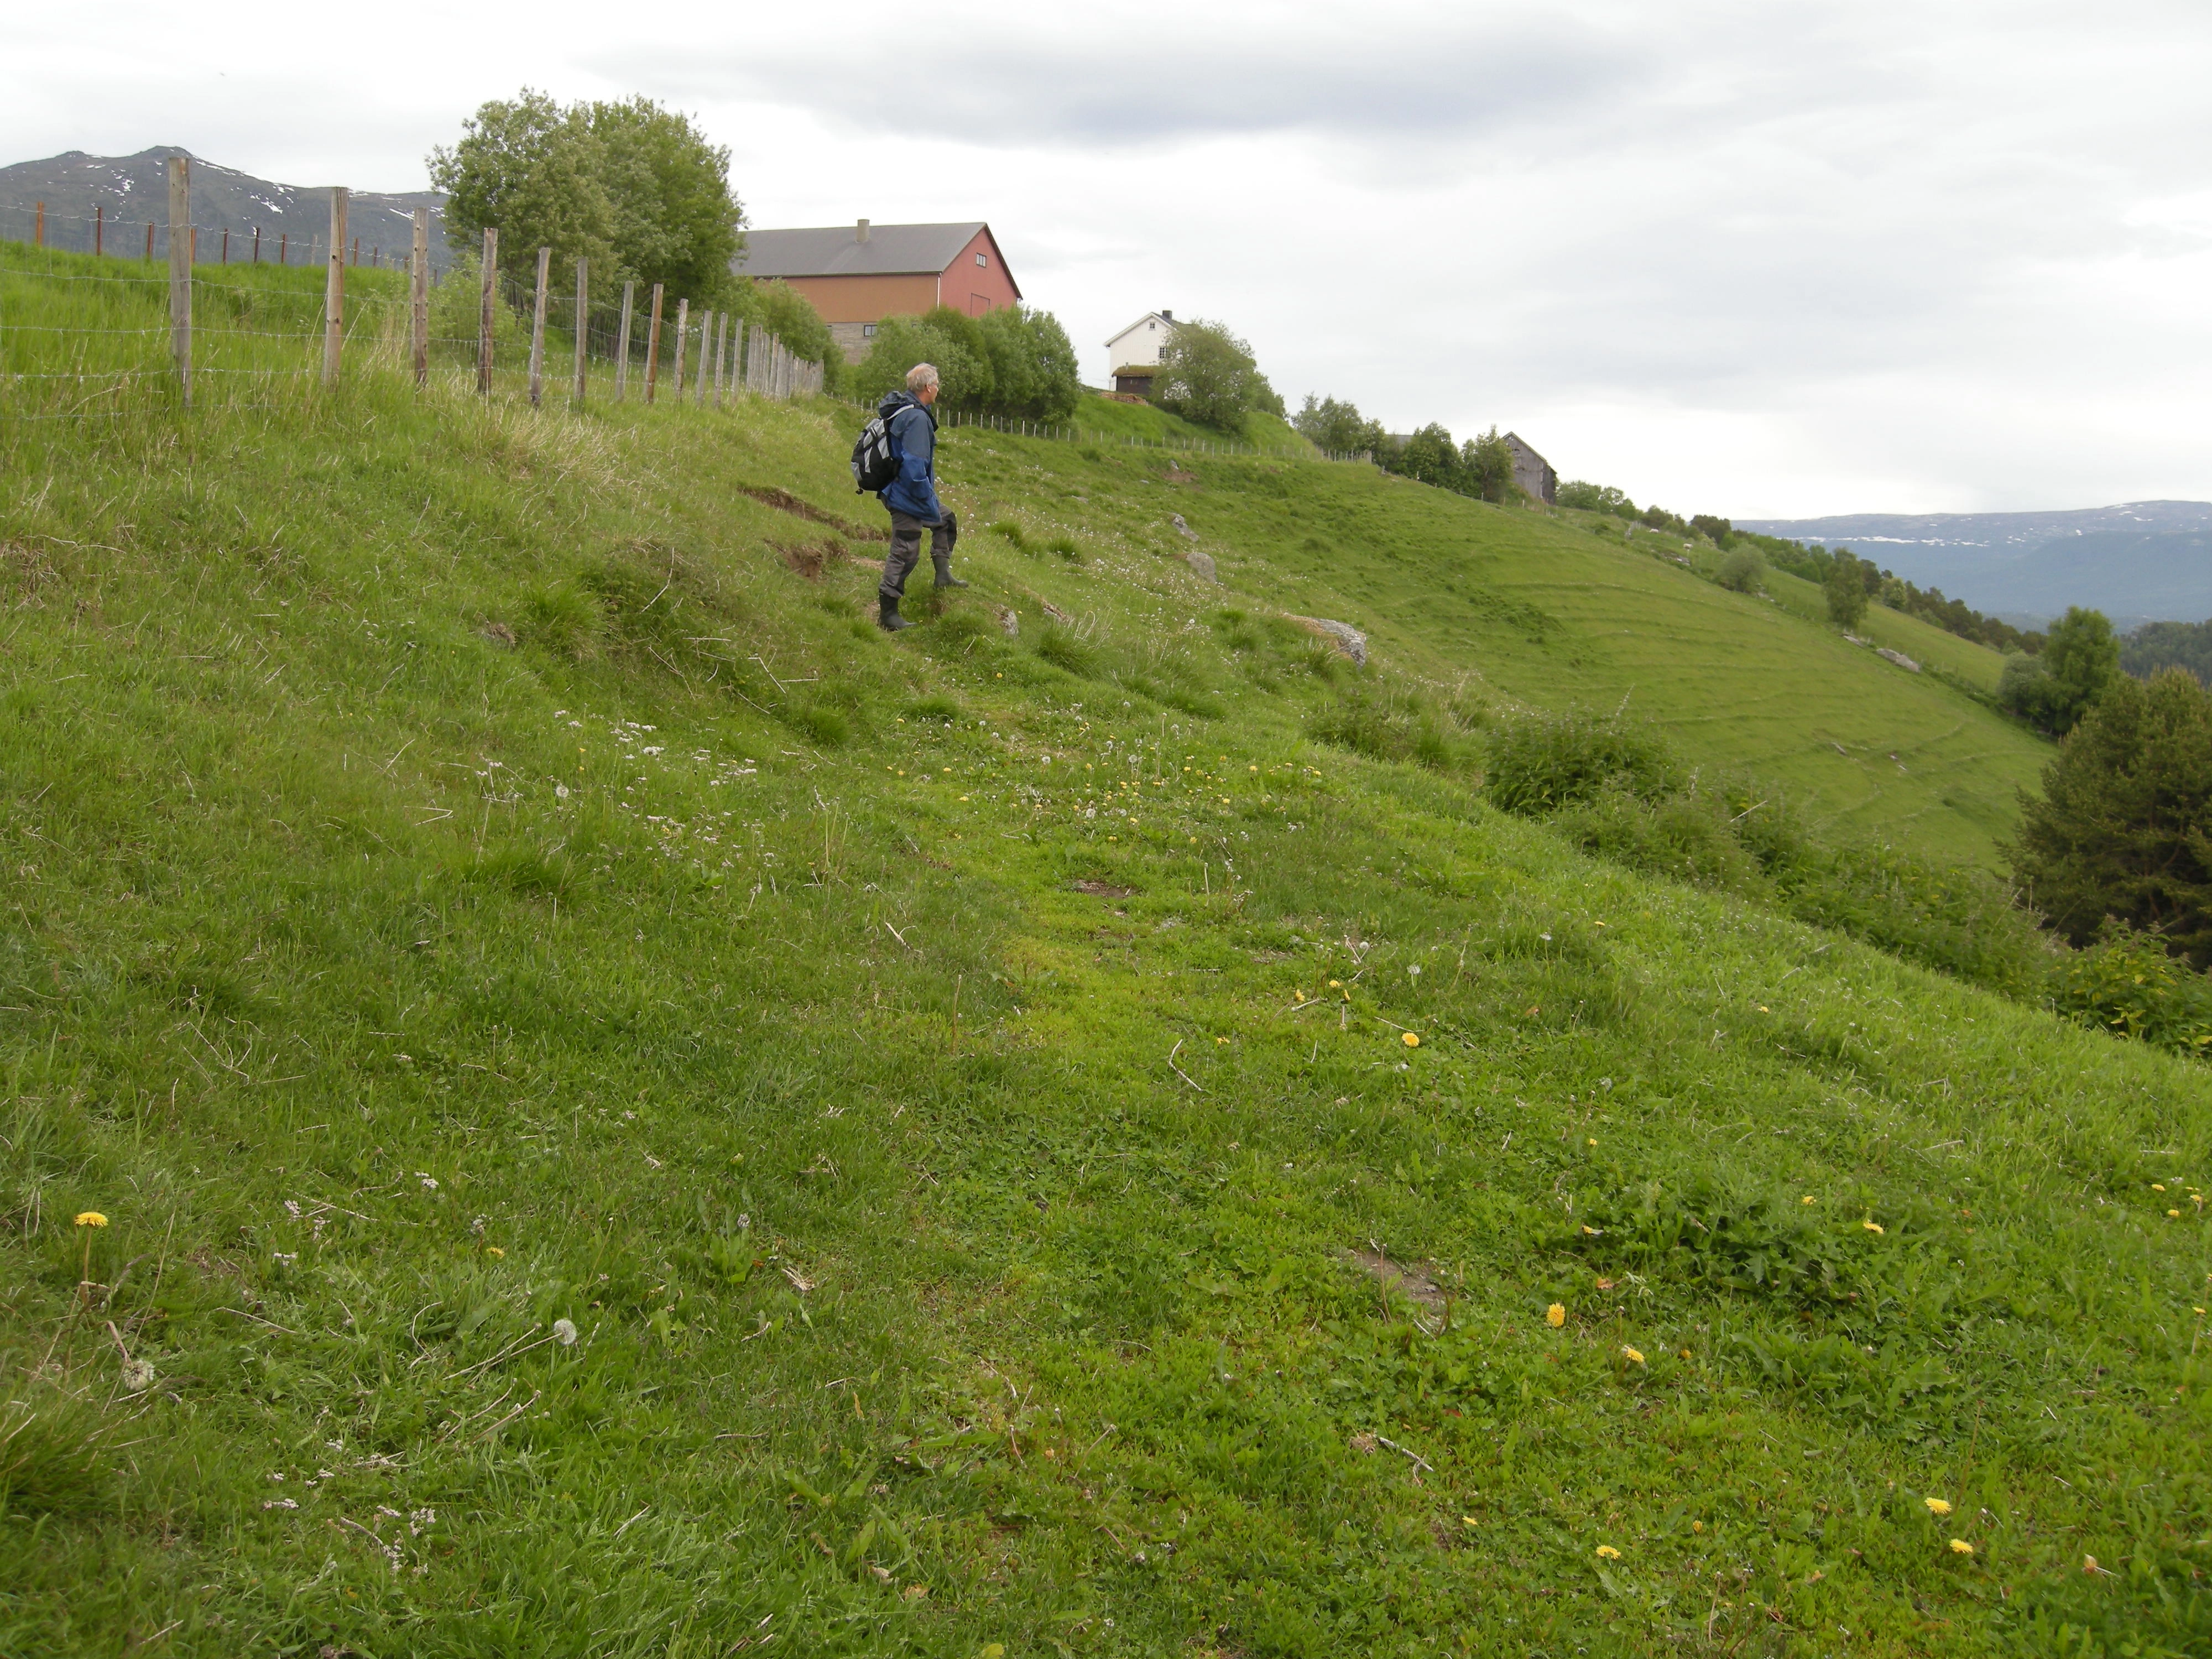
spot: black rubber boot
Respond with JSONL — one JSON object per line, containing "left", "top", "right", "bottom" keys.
{"left": 878, "top": 596, "right": 915, "bottom": 632}
{"left": 932, "top": 556, "right": 969, "bottom": 590}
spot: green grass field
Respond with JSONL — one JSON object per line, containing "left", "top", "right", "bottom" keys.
{"left": 3, "top": 252, "right": 2208, "bottom": 1658}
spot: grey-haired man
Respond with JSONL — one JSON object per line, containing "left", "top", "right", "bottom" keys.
{"left": 871, "top": 362, "right": 966, "bottom": 632}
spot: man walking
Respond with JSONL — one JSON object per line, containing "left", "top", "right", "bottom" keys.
{"left": 873, "top": 363, "right": 966, "bottom": 633}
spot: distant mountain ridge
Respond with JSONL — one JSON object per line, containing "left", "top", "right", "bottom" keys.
{"left": 1738, "top": 501, "right": 2212, "bottom": 627}
{"left": 0, "top": 146, "right": 451, "bottom": 271}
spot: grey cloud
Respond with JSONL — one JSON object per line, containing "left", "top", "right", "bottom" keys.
{"left": 619, "top": 23, "right": 1644, "bottom": 149}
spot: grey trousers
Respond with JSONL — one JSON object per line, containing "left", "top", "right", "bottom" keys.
{"left": 882, "top": 510, "right": 958, "bottom": 601}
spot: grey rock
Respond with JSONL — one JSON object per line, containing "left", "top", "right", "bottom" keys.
{"left": 1286, "top": 615, "right": 1368, "bottom": 666}
{"left": 997, "top": 607, "right": 1020, "bottom": 638}
{"left": 1876, "top": 647, "right": 1921, "bottom": 672}
{"left": 1183, "top": 550, "right": 1219, "bottom": 583}
{"left": 1170, "top": 514, "right": 1199, "bottom": 541}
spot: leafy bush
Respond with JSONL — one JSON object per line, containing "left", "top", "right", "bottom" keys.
{"left": 2049, "top": 922, "right": 2212, "bottom": 1054}
{"left": 1485, "top": 710, "right": 1677, "bottom": 814}
{"left": 849, "top": 305, "right": 1079, "bottom": 419}
{"left": 1292, "top": 394, "right": 1384, "bottom": 456}
{"left": 1825, "top": 554, "right": 1868, "bottom": 628}
{"left": 1715, "top": 547, "right": 1763, "bottom": 593}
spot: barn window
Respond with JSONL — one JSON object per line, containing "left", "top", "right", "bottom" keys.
{"left": 975, "top": 252, "right": 987, "bottom": 266}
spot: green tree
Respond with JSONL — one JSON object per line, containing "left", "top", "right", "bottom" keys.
{"left": 1558, "top": 481, "right": 1637, "bottom": 518}
{"left": 1294, "top": 395, "right": 1385, "bottom": 455}
{"left": 429, "top": 90, "right": 614, "bottom": 278}
{"left": 2010, "top": 667, "right": 2212, "bottom": 966}
{"left": 977, "top": 306, "right": 1081, "bottom": 420}
{"left": 1394, "top": 423, "right": 1459, "bottom": 487}
{"left": 430, "top": 91, "right": 743, "bottom": 307}
{"left": 1156, "top": 319, "right": 1271, "bottom": 434}
{"left": 588, "top": 96, "right": 743, "bottom": 301}
{"left": 1691, "top": 513, "right": 1735, "bottom": 547}
{"left": 2038, "top": 606, "right": 2121, "bottom": 735}
{"left": 1461, "top": 427, "right": 1517, "bottom": 503}
{"left": 1825, "top": 551, "right": 1867, "bottom": 628}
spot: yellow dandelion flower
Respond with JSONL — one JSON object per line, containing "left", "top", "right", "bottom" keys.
{"left": 1924, "top": 1497, "right": 1952, "bottom": 1516}
{"left": 1546, "top": 1303, "right": 1566, "bottom": 1327}
{"left": 1402, "top": 1032, "right": 1420, "bottom": 1048}
{"left": 74, "top": 1212, "right": 108, "bottom": 1228}
{"left": 1587, "top": 1137, "right": 1598, "bottom": 1147}
{"left": 1863, "top": 1219, "right": 1884, "bottom": 1234}
{"left": 1691, "top": 1520, "right": 1704, "bottom": 1533}
{"left": 485, "top": 1246, "right": 505, "bottom": 1259}
{"left": 2171, "top": 1209, "right": 2183, "bottom": 1219}
{"left": 1802, "top": 1196, "right": 1816, "bottom": 1205}
{"left": 2154, "top": 1183, "right": 2167, "bottom": 1192}
{"left": 1595, "top": 1544, "right": 1621, "bottom": 1560}
{"left": 1949, "top": 1538, "right": 1974, "bottom": 1556}
{"left": 1623, "top": 1345, "right": 1646, "bottom": 1364}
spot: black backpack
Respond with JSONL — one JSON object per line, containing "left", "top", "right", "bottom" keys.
{"left": 851, "top": 413, "right": 899, "bottom": 493}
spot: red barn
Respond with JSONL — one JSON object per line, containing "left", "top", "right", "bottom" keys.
{"left": 734, "top": 220, "right": 1021, "bottom": 362}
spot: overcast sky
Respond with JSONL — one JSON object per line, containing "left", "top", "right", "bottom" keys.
{"left": 4, "top": 0, "right": 2208, "bottom": 518}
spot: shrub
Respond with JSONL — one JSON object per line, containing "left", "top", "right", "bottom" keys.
{"left": 1307, "top": 685, "right": 1465, "bottom": 769}
{"left": 2049, "top": 922, "right": 2212, "bottom": 1055}
{"left": 1715, "top": 547, "right": 1764, "bottom": 593}
{"left": 1485, "top": 711, "right": 1677, "bottom": 815}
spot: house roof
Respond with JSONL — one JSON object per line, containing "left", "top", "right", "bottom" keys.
{"left": 734, "top": 222, "right": 1017, "bottom": 295}
{"left": 1105, "top": 312, "right": 1173, "bottom": 348}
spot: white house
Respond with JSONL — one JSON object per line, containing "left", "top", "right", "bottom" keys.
{"left": 1104, "top": 310, "right": 1176, "bottom": 394}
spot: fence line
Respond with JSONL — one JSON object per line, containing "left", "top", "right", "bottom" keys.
{"left": 1, "top": 158, "right": 826, "bottom": 425}
{"left": 937, "top": 405, "right": 1373, "bottom": 466}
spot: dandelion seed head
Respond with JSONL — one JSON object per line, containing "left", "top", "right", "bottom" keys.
{"left": 552, "top": 1318, "right": 578, "bottom": 1346}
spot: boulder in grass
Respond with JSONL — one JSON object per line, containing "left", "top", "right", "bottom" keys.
{"left": 1286, "top": 615, "right": 1368, "bottom": 666}
{"left": 1877, "top": 647, "right": 1921, "bottom": 672}
{"left": 1170, "top": 513, "right": 1199, "bottom": 541}
{"left": 1183, "top": 550, "right": 1219, "bottom": 584}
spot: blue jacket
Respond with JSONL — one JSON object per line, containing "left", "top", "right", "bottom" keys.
{"left": 877, "top": 389, "right": 943, "bottom": 523}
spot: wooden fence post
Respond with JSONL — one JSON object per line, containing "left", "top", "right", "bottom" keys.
{"left": 323, "top": 187, "right": 348, "bottom": 388}
{"left": 34, "top": 201, "right": 44, "bottom": 247}
{"left": 252, "top": 225, "right": 259, "bottom": 264}
{"left": 166, "top": 158, "right": 191, "bottom": 408}
{"left": 277, "top": 231, "right": 285, "bottom": 266}
{"left": 644, "top": 284, "right": 664, "bottom": 404}
{"left": 713, "top": 314, "right": 727, "bottom": 409}
{"left": 221, "top": 228, "right": 228, "bottom": 264}
{"left": 95, "top": 205, "right": 103, "bottom": 257}
{"left": 477, "top": 227, "right": 498, "bottom": 395}
{"left": 528, "top": 245, "right": 550, "bottom": 409}
{"left": 145, "top": 222, "right": 154, "bottom": 262}
{"left": 573, "top": 257, "right": 588, "bottom": 405}
{"left": 615, "top": 280, "right": 635, "bottom": 401}
{"left": 410, "top": 208, "right": 429, "bottom": 390}
{"left": 700, "top": 311, "right": 716, "bottom": 406}
{"left": 671, "top": 298, "right": 689, "bottom": 401}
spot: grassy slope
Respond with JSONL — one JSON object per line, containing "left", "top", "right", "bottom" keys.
{"left": 962, "top": 446, "right": 2047, "bottom": 866}
{"left": 4, "top": 256, "right": 2209, "bottom": 1658}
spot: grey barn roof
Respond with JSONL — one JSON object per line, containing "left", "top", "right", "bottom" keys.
{"left": 735, "top": 222, "right": 989, "bottom": 280}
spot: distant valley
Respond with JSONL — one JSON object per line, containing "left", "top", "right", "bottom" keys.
{"left": 1738, "top": 501, "right": 2212, "bottom": 629}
